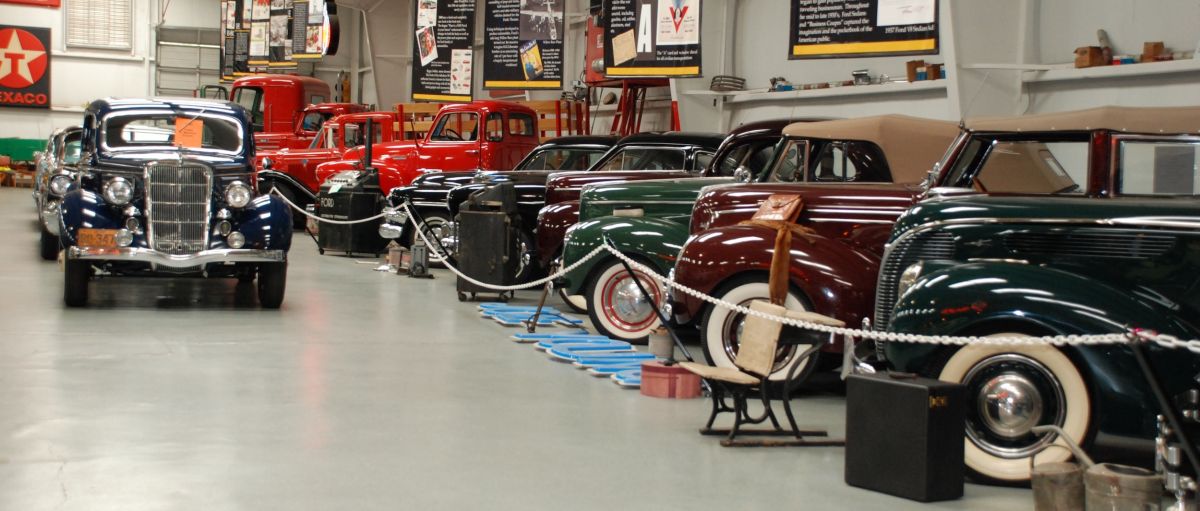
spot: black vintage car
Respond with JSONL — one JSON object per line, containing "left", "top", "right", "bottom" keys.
{"left": 57, "top": 98, "right": 294, "bottom": 308}
{"left": 32, "top": 125, "right": 83, "bottom": 260}
{"left": 380, "top": 135, "right": 618, "bottom": 258}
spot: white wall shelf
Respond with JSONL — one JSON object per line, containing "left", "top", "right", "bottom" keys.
{"left": 683, "top": 80, "right": 948, "bottom": 105}
{"left": 1023, "top": 58, "right": 1200, "bottom": 84}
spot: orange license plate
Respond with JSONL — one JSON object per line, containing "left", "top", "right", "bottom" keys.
{"left": 77, "top": 228, "right": 119, "bottom": 248}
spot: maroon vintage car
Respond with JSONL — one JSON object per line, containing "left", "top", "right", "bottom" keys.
{"left": 669, "top": 115, "right": 960, "bottom": 381}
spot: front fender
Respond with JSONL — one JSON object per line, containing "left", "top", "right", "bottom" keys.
{"left": 535, "top": 200, "right": 579, "bottom": 266}
{"left": 236, "top": 195, "right": 294, "bottom": 252}
{"left": 58, "top": 189, "right": 120, "bottom": 247}
{"left": 560, "top": 216, "right": 688, "bottom": 295}
{"left": 671, "top": 225, "right": 879, "bottom": 329}
{"left": 257, "top": 170, "right": 315, "bottom": 199}
{"left": 885, "top": 262, "right": 1200, "bottom": 452}
{"left": 314, "top": 160, "right": 357, "bottom": 187}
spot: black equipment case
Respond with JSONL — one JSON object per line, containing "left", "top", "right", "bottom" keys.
{"left": 315, "top": 172, "right": 387, "bottom": 256}
{"left": 845, "top": 372, "right": 967, "bottom": 502}
{"left": 454, "top": 182, "right": 519, "bottom": 301}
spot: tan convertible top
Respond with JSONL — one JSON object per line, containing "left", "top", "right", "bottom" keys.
{"left": 967, "top": 105, "right": 1200, "bottom": 134}
{"left": 783, "top": 115, "right": 959, "bottom": 183}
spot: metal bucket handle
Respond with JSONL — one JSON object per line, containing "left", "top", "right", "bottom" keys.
{"left": 1030, "top": 425, "right": 1095, "bottom": 469}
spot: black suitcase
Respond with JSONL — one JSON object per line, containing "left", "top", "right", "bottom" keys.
{"left": 455, "top": 210, "right": 518, "bottom": 301}
{"left": 316, "top": 171, "right": 387, "bottom": 257}
{"left": 845, "top": 372, "right": 967, "bottom": 502}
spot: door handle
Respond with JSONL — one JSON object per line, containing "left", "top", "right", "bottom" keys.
{"left": 465, "top": 149, "right": 479, "bottom": 155}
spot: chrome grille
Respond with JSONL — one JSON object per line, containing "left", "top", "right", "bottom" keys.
{"left": 1003, "top": 230, "right": 1177, "bottom": 260}
{"left": 873, "top": 231, "right": 956, "bottom": 330}
{"left": 146, "top": 162, "right": 212, "bottom": 255}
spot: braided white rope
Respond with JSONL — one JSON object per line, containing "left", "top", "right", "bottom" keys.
{"left": 271, "top": 187, "right": 389, "bottom": 225}
{"left": 281, "top": 191, "right": 1200, "bottom": 352}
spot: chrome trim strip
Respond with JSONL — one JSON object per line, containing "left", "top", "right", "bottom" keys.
{"left": 585, "top": 199, "right": 698, "bottom": 205}
{"left": 412, "top": 201, "right": 450, "bottom": 209}
{"left": 68, "top": 247, "right": 285, "bottom": 268}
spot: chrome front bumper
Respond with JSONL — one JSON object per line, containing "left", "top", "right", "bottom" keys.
{"left": 67, "top": 247, "right": 286, "bottom": 268}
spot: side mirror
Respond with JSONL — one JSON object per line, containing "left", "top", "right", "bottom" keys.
{"left": 733, "top": 166, "right": 752, "bottom": 183}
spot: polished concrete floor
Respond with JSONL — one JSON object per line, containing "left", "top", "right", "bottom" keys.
{"left": 0, "top": 187, "right": 1032, "bottom": 510}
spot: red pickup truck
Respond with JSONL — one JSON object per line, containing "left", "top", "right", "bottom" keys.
{"left": 230, "top": 75, "right": 367, "bottom": 151}
{"left": 313, "top": 101, "right": 541, "bottom": 197}
{"left": 256, "top": 111, "right": 402, "bottom": 223}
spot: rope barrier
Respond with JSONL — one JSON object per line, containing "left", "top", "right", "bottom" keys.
{"left": 273, "top": 190, "right": 1200, "bottom": 353}
{"left": 270, "top": 188, "right": 388, "bottom": 225}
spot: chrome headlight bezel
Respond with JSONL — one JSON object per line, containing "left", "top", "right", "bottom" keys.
{"left": 224, "top": 181, "right": 253, "bottom": 208}
{"left": 48, "top": 174, "right": 73, "bottom": 196}
{"left": 896, "top": 262, "right": 925, "bottom": 299}
{"left": 102, "top": 177, "right": 134, "bottom": 206}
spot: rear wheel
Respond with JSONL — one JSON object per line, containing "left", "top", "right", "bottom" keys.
{"left": 415, "top": 211, "right": 454, "bottom": 264}
{"left": 257, "top": 262, "right": 287, "bottom": 309}
{"left": 63, "top": 258, "right": 90, "bottom": 307}
{"left": 937, "top": 333, "right": 1091, "bottom": 484}
{"left": 700, "top": 278, "right": 816, "bottom": 383}
{"left": 587, "top": 258, "right": 664, "bottom": 343}
{"left": 39, "top": 228, "right": 59, "bottom": 261}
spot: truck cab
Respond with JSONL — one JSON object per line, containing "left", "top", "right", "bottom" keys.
{"left": 229, "top": 75, "right": 366, "bottom": 151}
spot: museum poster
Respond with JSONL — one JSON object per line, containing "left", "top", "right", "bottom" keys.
{"left": 268, "top": 0, "right": 296, "bottom": 68}
{"left": 788, "top": 0, "right": 938, "bottom": 59}
{"left": 248, "top": 0, "right": 270, "bottom": 66}
{"left": 603, "top": 0, "right": 701, "bottom": 78}
{"left": 482, "top": 0, "right": 564, "bottom": 90}
{"left": 0, "top": 25, "right": 51, "bottom": 109}
{"left": 411, "top": 0, "right": 476, "bottom": 102}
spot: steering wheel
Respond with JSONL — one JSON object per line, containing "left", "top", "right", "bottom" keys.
{"left": 441, "top": 128, "right": 462, "bottom": 141}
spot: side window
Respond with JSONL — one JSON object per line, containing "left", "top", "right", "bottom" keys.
{"left": 310, "top": 95, "right": 326, "bottom": 104}
{"left": 693, "top": 151, "right": 714, "bottom": 173}
{"left": 486, "top": 113, "right": 505, "bottom": 142}
{"left": 971, "top": 140, "right": 1088, "bottom": 194}
{"left": 508, "top": 113, "right": 536, "bottom": 137}
{"left": 810, "top": 143, "right": 858, "bottom": 182}
{"left": 343, "top": 124, "right": 361, "bottom": 147}
{"left": 232, "top": 87, "right": 263, "bottom": 131}
{"left": 712, "top": 144, "right": 750, "bottom": 176}
{"left": 1118, "top": 140, "right": 1200, "bottom": 195}
{"left": 767, "top": 139, "right": 807, "bottom": 183}
{"left": 431, "top": 112, "right": 479, "bottom": 142}
{"left": 301, "top": 112, "right": 326, "bottom": 132}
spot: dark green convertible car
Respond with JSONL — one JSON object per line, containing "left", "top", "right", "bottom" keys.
{"left": 878, "top": 105, "right": 1200, "bottom": 483}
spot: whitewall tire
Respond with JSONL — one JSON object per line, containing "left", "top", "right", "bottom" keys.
{"left": 587, "top": 259, "right": 664, "bottom": 343}
{"left": 939, "top": 338, "right": 1091, "bottom": 483}
{"left": 700, "top": 280, "right": 814, "bottom": 382}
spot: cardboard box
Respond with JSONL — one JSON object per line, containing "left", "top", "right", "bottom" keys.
{"left": 640, "top": 361, "right": 701, "bottom": 399}
{"left": 906, "top": 60, "right": 925, "bottom": 82}
{"left": 1074, "top": 46, "right": 1106, "bottom": 68}
{"left": 1143, "top": 41, "right": 1166, "bottom": 61}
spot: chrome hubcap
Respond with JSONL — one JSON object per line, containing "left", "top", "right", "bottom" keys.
{"left": 611, "top": 278, "right": 653, "bottom": 325}
{"left": 978, "top": 374, "right": 1044, "bottom": 438}
{"left": 963, "top": 353, "right": 1065, "bottom": 459}
{"left": 721, "top": 296, "right": 800, "bottom": 374}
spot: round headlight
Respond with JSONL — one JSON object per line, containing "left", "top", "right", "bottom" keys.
{"left": 225, "top": 181, "right": 253, "bottom": 208}
{"left": 227, "top": 231, "right": 246, "bottom": 249}
{"left": 102, "top": 177, "right": 134, "bottom": 206}
{"left": 49, "top": 174, "right": 73, "bottom": 196}
{"left": 896, "top": 262, "right": 925, "bottom": 299}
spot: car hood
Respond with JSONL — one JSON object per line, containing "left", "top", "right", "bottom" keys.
{"left": 891, "top": 193, "right": 1200, "bottom": 242}
{"left": 546, "top": 170, "right": 692, "bottom": 204}
{"left": 692, "top": 182, "right": 921, "bottom": 232}
{"left": 97, "top": 149, "right": 246, "bottom": 172}
{"left": 583, "top": 176, "right": 733, "bottom": 203}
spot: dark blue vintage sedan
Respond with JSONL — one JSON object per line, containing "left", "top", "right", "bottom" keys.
{"left": 58, "top": 98, "right": 293, "bottom": 308}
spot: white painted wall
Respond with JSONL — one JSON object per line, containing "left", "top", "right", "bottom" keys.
{"left": 0, "top": 0, "right": 366, "bottom": 141}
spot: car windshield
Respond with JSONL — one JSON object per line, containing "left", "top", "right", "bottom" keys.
{"left": 62, "top": 139, "right": 83, "bottom": 164}
{"left": 942, "top": 136, "right": 1088, "bottom": 194}
{"left": 102, "top": 111, "right": 244, "bottom": 154}
{"left": 765, "top": 139, "right": 808, "bottom": 182}
{"left": 594, "top": 146, "right": 687, "bottom": 171}
{"left": 519, "top": 147, "right": 608, "bottom": 171}
{"left": 713, "top": 139, "right": 778, "bottom": 177}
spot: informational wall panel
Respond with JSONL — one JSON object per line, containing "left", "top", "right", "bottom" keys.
{"left": 788, "top": 0, "right": 938, "bottom": 59}
{"left": 603, "top": 0, "right": 701, "bottom": 78}
{"left": 411, "top": 0, "right": 476, "bottom": 102}
{"left": 483, "top": 0, "right": 564, "bottom": 89}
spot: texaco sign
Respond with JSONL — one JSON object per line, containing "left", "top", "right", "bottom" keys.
{"left": 0, "top": 26, "right": 51, "bottom": 109}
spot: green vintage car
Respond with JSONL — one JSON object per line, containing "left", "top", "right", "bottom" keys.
{"left": 560, "top": 115, "right": 953, "bottom": 342}
{"left": 878, "top": 106, "right": 1200, "bottom": 483}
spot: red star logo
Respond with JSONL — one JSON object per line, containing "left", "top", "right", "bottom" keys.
{"left": 0, "top": 28, "right": 48, "bottom": 89}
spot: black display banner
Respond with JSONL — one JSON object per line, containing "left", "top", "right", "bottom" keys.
{"left": 603, "top": 0, "right": 701, "bottom": 78}
{"left": 411, "top": 0, "right": 475, "bottom": 102}
{"left": 291, "top": 2, "right": 309, "bottom": 57}
{"left": 220, "top": 0, "right": 233, "bottom": 80}
{"left": 788, "top": 0, "right": 938, "bottom": 59}
{"left": 0, "top": 25, "right": 50, "bottom": 109}
{"left": 482, "top": 0, "right": 563, "bottom": 89}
